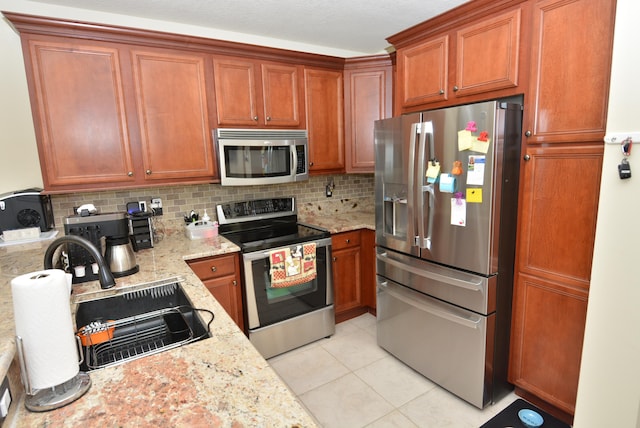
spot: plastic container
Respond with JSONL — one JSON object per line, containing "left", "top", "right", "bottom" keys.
{"left": 77, "top": 321, "right": 115, "bottom": 346}
{"left": 185, "top": 221, "right": 218, "bottom": 240}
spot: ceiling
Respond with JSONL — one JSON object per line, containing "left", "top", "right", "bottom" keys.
{"left": 31, "top": 0, "right": 468, "bottom": 55}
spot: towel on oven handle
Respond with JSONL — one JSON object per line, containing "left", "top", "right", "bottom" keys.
{"left": 269, "top": 243, "right": 316, "bottom": 288}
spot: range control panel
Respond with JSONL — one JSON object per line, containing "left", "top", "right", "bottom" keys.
{"left": 216, "top": 197, "right": 295, "bottom": 224}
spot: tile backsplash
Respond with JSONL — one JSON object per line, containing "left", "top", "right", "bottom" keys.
{"left": 50, "top": 174, "right": 374, "bottom": 230}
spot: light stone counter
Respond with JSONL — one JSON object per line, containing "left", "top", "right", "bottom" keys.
{"left": 297, "top": 198, "right": 375, "bottom": 233}
{"left": 0, "top": 230, "right": 317, "bottom": 427}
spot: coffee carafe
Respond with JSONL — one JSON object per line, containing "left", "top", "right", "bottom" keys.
{"left": 63, "top": 212, "right": 138, "bottom": 283}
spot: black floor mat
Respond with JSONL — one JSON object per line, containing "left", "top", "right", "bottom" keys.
{"left": 480, "top": 398, "right": 571, "bottom": 428}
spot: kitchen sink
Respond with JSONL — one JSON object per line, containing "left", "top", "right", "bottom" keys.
{"left": 74, "top": 278, "right": 213, "bottom": 371}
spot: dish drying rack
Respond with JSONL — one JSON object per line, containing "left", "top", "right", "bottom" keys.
{"left": 81, "top": 306, "right": 196, "bottom": 371}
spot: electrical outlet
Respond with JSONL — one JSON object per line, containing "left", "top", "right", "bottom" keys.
{"left": 138, "top": 200, "right": 147, "bottom": 212}
{"left": 150, "top": 198, "right": 163, "bottom": 216}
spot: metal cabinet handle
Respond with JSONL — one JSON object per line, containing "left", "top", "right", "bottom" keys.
{"left": 453, "top": 85, "right": 459, "bottom": 92}
{"left": 266, "top": 116, "right": 271, "bottom": 121}
{"left": 309, "top": 162, "right": 314, "bottom": 167}
{"left": 146, "top": 169, "right": 152, "bottom": 175}
{"left": 439, "top": 89, "right": 444, "bottom": 95}
{"left": 524, "top": 154, "right": 531, "bottom": 161}
{"left": 345, "top": 239, "right": 350, "bottom": 244}
{"left": 332, "top": 256, "right": 337, "bottom": 262}
{"left": 253, "top": 116, "right": 258, "bottom": 121}
{"left": 525, "top": 130, "right": 532, "bottom": 137}
{"left": 232, "top": 280, "right": 237, "bottom": 286}
{"left": 211, "top": 266, "right": 217, "bottom": 272}
{"left": 127, "top": 171, "right": 133, "bottom": 177}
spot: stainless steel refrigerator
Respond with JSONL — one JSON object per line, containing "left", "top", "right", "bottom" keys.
{"left": 374, "top": 98, "right": 522, "bottom": 409}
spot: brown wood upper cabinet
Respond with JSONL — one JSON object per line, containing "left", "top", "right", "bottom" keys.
{"left": 344, "top": 56, "right": 393, "bottom": 173}
{"left": 212, "top": 57, "right": 304, "bottom": 128}
{"left": 130, "top": 48, "right": 216, "bottom": 181}
{"left": 19, "top": 34, "right": 217, "bottom": 192}
{"left": 396, "top": 7, "right": 522, "bottom": 111}
{"left": 304, "top": 67, "right": 345, "bottom": 174}
{"left": 23, "top": 37, "right": 137, "bottom": 189}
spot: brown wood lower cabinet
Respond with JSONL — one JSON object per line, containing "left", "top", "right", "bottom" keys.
{"left": 332, "top": 229, "right": 376, "bottom": 323}
{"left": 187, "top": 253, "right": 244, "bottom": 332}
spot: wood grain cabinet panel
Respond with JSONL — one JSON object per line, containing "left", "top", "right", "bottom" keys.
{"left": 188, "top": 254, "right": 244, "bottom": 332}
{"left": 304, "top": 67, "right": 345, "bottom": 174}
{"left": 454, "top": 8, "right": 521, "bottom": 98}
{"left": 131, "top": 48, "right": 215, "bottom": 181}
{"left": 25, "top": 38, "right": 135, "bottom": 188}
{"left": 398, "top": 35, "right": 449, "bottom": 107}
{"left": 213, "top": 57, "right": 303, "bottom": 128}
{"left": 523, "top": 0, "right": 616, "bottom": 144}
{"left": 344, "top": 57, "right": 392, "bottom": 173}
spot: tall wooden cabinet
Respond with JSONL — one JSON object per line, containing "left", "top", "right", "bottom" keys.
{"left": 508, "top": 0, "right": 616, "bottom": 420}
{"left": 343, "top": 56, "right": 393, "bottom": 173}
{"left": 23, "top": 37, "right": 136, "bottom": 189}
{"left": 304, "top": 67, "right": 345, "bottom": 174}
{"left": 131, "top": 48, "right": 216, "bottom": 181}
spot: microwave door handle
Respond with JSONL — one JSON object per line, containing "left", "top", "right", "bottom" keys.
{"left": 291, "top": 144, "right": 298, "bottom": 178}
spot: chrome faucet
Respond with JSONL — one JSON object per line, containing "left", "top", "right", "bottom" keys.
{"left": 44, "top": 235, "right": 116, "bottom": 289}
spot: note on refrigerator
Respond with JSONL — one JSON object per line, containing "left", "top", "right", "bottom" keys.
{"left": 466, "top": 155, "right": 485, "bottom": 186}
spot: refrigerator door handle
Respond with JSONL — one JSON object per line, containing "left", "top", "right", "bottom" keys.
{"left": 416, "top": 122, "right": 434, "bottom": 249}
{"left": 408, "top": 122, "right": 420, "bottom": 248}
{"left": 377, "top": 251, "right": 484, "bottom": 292}
{"left": 381, "top": 278, "right": 482, "bottom": 329}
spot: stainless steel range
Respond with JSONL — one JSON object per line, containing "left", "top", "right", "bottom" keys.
{"left": 217, "top": 197, "right": 334, "bottom": 359}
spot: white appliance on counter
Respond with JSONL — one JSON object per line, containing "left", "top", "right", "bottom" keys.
{"left": 374, "top": 98, "right": 523, "bottom": 408}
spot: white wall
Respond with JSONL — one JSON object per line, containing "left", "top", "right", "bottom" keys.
{"left": 0, "top": 0, "right": 363, "bottom": 194}
{"left": 574, "top": 0, "right": 640, "bottom": 426}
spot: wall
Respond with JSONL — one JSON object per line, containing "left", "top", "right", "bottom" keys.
{"left": 573, "top": 0, "right": 640, "bottom": 427}
{"left": 0, "top": 0, "right": 364, "bottom": 195}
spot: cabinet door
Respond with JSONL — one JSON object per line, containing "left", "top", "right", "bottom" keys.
{"left": 203, "top": 275, "right": 244, "bottom": 332}
{"left": 213, "top": 58, "right": 260, "bottom": 126}
{"left": 332, "top": 245, "right": 362, "bottom": 314}
{"left": 304, "top": 68, "right": 345, "bottom": 173}
{"left": 510, "top": 144, "right": 603, "bottom": 414}
{"left": 25, "top": 38, "right": 135, "bottom": 188}
{"left": 454, "top": 8, "right": 521, "bottom": 98}
{"left": 509, "top": 272, "right": 588, "bottom": 415}
{"left": 261, "top": 63, "right": 302, "bottom": 127}
{"left": 523, "top": 0, "right": 615, "bottom": 144}
{"left": 344, "top": 65, "right": 392, "bottom": 173}
{"left": 397, "top": 35, "right": 449, "bottom": 108}
{"left": 131, "top": 49, "right": 215, "bottom": 180}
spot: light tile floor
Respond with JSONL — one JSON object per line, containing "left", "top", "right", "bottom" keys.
{"left": 268, "top": 313, "right": 517, "bottom": 428}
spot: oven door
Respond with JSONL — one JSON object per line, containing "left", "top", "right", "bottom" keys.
{"left": 242, "top": 237, "right": 332, "bottom": 330}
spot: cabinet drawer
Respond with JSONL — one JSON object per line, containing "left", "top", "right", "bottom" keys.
{"left": 332, "top": 231, "right": 361, "bottom": 250}
{"left": 188, "top": 254, "right": 237, "bottom": 280}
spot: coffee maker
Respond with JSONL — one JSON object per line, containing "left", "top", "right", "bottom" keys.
{"left": 63, "top": 212, "right": 138, "bottom": 283}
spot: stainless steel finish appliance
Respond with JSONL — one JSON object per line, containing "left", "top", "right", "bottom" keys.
{"left": 0, "top": 188, "right": 54, "bottom": 233}
{"left": 217, "top": 197, "right": 334, "bottom": 359}
{"left": 374, "top": 99, "right": 522, "bottom": 408}
{"left": 63, "top": 212, "right": 139, "bottom": 283}
{"left": 214, "top": 128, "right": 309, "bottom": 186}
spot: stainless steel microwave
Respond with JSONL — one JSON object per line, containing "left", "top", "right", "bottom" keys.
{"left": 214, "top": 128, "right": 309, "bottom": 186}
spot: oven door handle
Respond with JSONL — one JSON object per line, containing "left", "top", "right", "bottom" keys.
{"left": 242, "top": 237, "right": 332, "bottom": 261}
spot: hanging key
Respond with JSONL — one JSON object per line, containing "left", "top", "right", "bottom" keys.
{"left": 618, "top": 158, "right": 631, "bottom": 179}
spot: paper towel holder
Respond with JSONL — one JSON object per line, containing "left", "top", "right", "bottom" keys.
{"left": 15, "top": 335, "right": 91, "bottom": 411}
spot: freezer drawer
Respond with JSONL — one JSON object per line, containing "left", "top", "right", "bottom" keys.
{"left": 376, "top": 277, "right": 495, "bottom": 409}
{"left": 377, "top": 247, "right": 496, "bottom": 315}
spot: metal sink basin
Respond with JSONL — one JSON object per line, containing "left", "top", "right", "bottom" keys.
{"left": 74, "top": 278, "right": 212, "bottom": 371}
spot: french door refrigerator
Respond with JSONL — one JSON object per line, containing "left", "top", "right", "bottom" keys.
{"left": 374, "top": 98, "right": 522, "bottom": 409}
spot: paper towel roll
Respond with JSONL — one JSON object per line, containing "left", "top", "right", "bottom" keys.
{"left": 11, "top": 269, "right": 80, "bottom": 390}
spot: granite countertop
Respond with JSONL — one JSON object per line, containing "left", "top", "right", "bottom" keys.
{"left": 0, "top": 206, "right": 374, "bottom": 427}
{"left": 0, "top": 230, "right": 317, "bottom": 427}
